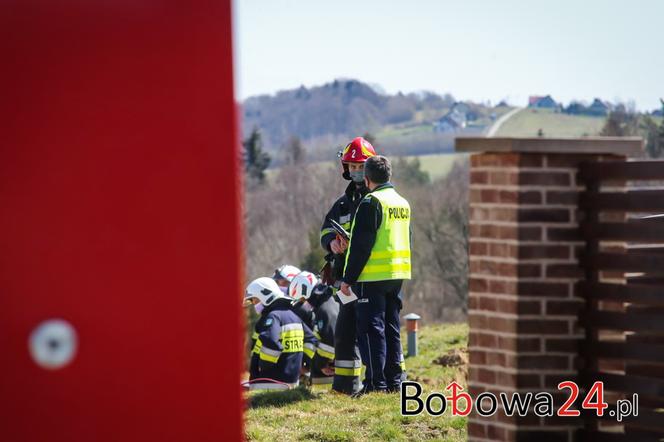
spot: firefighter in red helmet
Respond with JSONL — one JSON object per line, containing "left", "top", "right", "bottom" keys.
{"left": 319, "top": 136, "right": 376, "bottom": 394}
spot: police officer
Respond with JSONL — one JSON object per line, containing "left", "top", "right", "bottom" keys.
{"left": 245, "top": 277, "right": 317, "bottom": 388}
{"left": 340, "top": 155, "right": 410, "bottom": 395}
{"left": 320, "top": 136, "right": 377, "bottom": 394}
{"left": 289, "top": 271, "right": 340, "bottom": 386}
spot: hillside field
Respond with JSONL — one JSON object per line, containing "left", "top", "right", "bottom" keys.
{"left": 495, "top": 108, "right": 606, "bottom": 137}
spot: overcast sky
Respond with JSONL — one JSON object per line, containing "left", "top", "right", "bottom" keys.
{"left": 235, "top": 0, "right": 663, "bottom": 110}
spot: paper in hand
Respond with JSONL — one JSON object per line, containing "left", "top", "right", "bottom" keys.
{"left": 338, "top": 286, "right": 358, "bottom": 304}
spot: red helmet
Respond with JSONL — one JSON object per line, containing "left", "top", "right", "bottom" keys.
{"left": 340, "top": 137, "right": 376, "bottom": 163}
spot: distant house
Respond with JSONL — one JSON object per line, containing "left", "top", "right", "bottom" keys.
{"left": 565, "top": 102, "right": 587, "bottom": 115}
{"left": 587, "top": 98, "right": 610, "bottom": 116}
{"left": 528, "top": 95, "right": 557, "bottom": 108}
{"left": 434, "top": 109, "right": 467, "bottom": 133}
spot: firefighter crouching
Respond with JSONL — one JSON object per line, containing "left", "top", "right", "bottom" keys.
{"left": 245, "top": 277, "right": 317, "bottom": 388}
{"left": 289, "top": 271, "right": 340, "bottom": 386}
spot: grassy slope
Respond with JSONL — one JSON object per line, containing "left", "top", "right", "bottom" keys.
{"left": 245, "top": 323, "right": 469, "bottom": 442}
{"left": 405, "top": 153, "right": 467, "bottom": 181}
{"left": 495, "top": 108, "right": 606, "bottom": 137}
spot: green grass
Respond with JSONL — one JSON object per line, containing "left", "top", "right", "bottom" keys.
{"left": 244, "top": 323, "right": 469, "bottom": 442}
{"left": 495, "top": 108, "right": 606, "bottom": 137}
{"left": 403, "top": 153, "right": 467, "bottom": 181}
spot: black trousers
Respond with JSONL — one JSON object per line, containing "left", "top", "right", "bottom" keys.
{"left": 354, "top": 280, "right": 404, "bottom": 390}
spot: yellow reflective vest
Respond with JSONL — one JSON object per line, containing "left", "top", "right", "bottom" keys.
{"left": 345, "top": 186, "right": 411, "bottom": 282}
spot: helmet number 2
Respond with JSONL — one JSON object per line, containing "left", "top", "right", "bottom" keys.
{"left": 351, "top": 149, "right": 356, "bottom": 158}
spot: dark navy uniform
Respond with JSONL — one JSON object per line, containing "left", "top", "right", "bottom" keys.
{"left": 343, "top": 183, "right": 410, "bottom": 392}
{"left": 249, "top": 298, "right": 317, "bottom": 385}
{"left": 308, "top": 284, "right": 340, "bottom": 385}
{"left": 320, "top": 181, "right": 368, "bottom": 394}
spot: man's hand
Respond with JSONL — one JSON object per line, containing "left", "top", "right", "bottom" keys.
{"left": 330, "top": 237, "right": 348, "bottom": 254}
{"left": 340, "top": 282, "right": 351, "bottom": 297}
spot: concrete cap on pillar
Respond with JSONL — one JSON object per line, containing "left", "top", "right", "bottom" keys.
{"left": 455, "top": 136, "right": 643, "bottom": 155}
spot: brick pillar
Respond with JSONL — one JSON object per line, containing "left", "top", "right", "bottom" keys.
{"left": 455, "top": 138, "right": 642, "bottom": 442}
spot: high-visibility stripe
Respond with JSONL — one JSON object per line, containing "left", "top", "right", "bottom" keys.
{"left": 320, "top": 227, "right": 335, "bottom": 239}
{"left": 316, "top": 342, "right": 335, "bottom": 360}
{"left": 259, "top": 346, "right": 281, "bottom": 363}
{"left": 369, "top": 250, "right": 410, "bottom": 259}
{"left": 314, "top": 331, "right": 321, "bottom": 340}
{"left": 334, "top": 367, "right": 362, "bottom": 376}
{"left": 360, "top": 263, "right": 411, "bottom": 274}
{"left": 334, "top": 359, "right": 361, "bottom": 377}
{"left": 251, "top": 331, "right": 259, "bottom": 340}
{"left": 400, "top": 353, "right": 406, "bottom": 370}
{"left": 252, "top": 339, "right": 262, "bottom": 354}
{"left": 303, "top": 343, "right": 315, "bottom": 359}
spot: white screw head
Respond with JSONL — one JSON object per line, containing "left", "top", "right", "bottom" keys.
{"left": 29, "top": 319, "right": 78, "bottom": 370}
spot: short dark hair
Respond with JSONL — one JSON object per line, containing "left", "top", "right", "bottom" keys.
{"left": 365, "top": 155, "right": 391, "bottom": 184}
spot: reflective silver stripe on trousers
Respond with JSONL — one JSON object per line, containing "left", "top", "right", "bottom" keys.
{"left": 335, "top": 359, "right": 362, "bottom": 368}
{"left": 317, "top": 342, "right": 335, "bottom": 354}
{"left": 311, "top": 376, "right": 334, "bottom": 385}
{"left": 304, "top": 343, "right": 316, "bottom": 351}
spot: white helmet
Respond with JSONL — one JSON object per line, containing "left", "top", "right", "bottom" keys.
{"left": 244, "top": 277, "right": 285, "bottom": 306}
{"left": 288, "top": 271, "right": 319, "bottom": 300}
{"left": 273, "top": 264, "right": 301, "bottom": 283}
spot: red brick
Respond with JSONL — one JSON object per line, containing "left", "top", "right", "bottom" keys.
{"left": 547, "top": 227, "right": 582, "bottom": 241}
{"left": 496, "top": 298, "right": 541, "bottom": 315}
{"left": 519, "top": 171, "right": 571, "bottom": 186}
{"left": 477, "top": 367, "right": 497, "bottom": 384}
{"left": 546, "top": 190, "right": 579, "bottom": 205}
{"left": 477, "top": 260, "right": 517, "bottom": 277}
{"left": 469, "top": 297, "right": 479, "bottom": 310}
{"left": 470, "top": 278, "right": 489, "bottom": 293}
{"left": 471, "top": 207, "right": 517, "bottom": 222}
{"left": 486, "top": 351, "right": 507, "bottom": 366}
{"left": 469, "top": 242, "right": 488, "bottom": 255}
{"left": 469, "top": 350, "right": 487, "bottom": 365}
{"left": 488, "top": 243, "right": 518, "bottom": 258}
{"left": 520, "top": 154, "right": 545, "bottom": 167}
{"left": 513, "top": 430, "right": 569, "bottom": 442}
{"left": 518, "top": 245, "right": 570, "bottom": 260}
{"left": 490, "top": 171, "right": 520, "bottom": 186}
{"left": 467, "top": 421, "right": 487, "bottom": 439}
{"left": 519, "top": 263, "right": 542, "bottom": 278}
{"left": 517, "top": 319, "right": 569, "bottom": 334}
{"left": 545, "top": 264, "right": 584, "bottom": 278}
{"left": 498, "top": 336, "right": 541, "bottom": 352}
{"left": 486, "top": 424, "right": 506, "bottom": 441}
{"left": 470, "top": 171, "right": 489, "bottom": 184}
{"left": 488, "top": 279, "right": 518, "bottom": 295}
{"left": 478, "top": 296, "right": 498, "bottom": 311}
{"left": 544, "top": 338, "right": 580, "bottom": 353}
{"left": 518, "top": 208, "right": 570, "bottom": 223}
{"left": 546, "top": 299, "right": 583, "bottom": 315}
{"left": 517, "top": 355, "right": 570, "bottom": 370}
{"left": 496, "top": 371, "right": 542, "bottom": 389}
{"left": 518, "top": 282, "right": 569, "bottom": 297}
{"left": 520, "top": 190, "right": 543, "bottom": 204}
